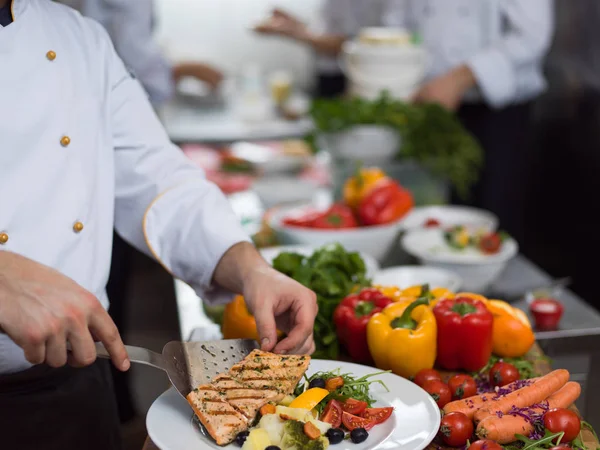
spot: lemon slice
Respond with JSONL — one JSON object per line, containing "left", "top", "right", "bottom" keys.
{"left": 288, "top": 388, "right": 329, "bottom": 410}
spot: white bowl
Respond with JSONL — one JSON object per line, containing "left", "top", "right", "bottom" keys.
{"left": 401, "top": 206, "right": 499, "bottom": 232}
{"left": 373, "top": 266, "right": 463, "bottom": 292}
{"left": 321, "top": 125, "right": 400, "bottom": 164}
{"left": 260, "top": 245, "right": 380, "bottom": 279}
{"left": 401, "top": 228, "right": 518, "bottom": 293}
{"left": 252, "top": 177, "right": 319, "bottom": 209}
{"left": 268, "top": 204, "right": 407, "bottom": 262}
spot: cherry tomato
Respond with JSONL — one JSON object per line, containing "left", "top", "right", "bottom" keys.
{"left": 422, "top": 379, "right": 452, "bottom": 409}
{"left": 325, "top": 376, "right": 345, "bottom": 392}
{"left": 342, "top": 411, "right": 375, "bottom": 431}
{"left": 468, "top": 439, "right": 503, "bottom": 450}
{"left": 341, "top": 398, "right": 368, "bottom": 416}
{"left": 543, "top": 408, "right": 581, "bottom": 443}
{"left": 447, "top": 374, "right": 478, "bottom": 400}
{"left": 320, "top": 399, "right": 343, "bottom": 428}
{"left": 413, "top": 369, "right": 442, "bottom": 388}
{"left": 424, "top": 218, "right": 441, "bottom": 227}
{"left": 489, "top": 362, "right": 520, "bottom": 387}
{"left": 361, "top": 407, "right": 393, "bottom": 425}
{"left": 439, "top": 412, "right": 474, "bottom": 447}
{"left": 479, "top": 233, "right": 502, "bottom": 254}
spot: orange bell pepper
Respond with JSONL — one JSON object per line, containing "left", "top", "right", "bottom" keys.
{"left": 343, "top": 166, "right": 388, "bottom": 209}
{"left": 221, "top": 295, "right": 260, "bottom": 341}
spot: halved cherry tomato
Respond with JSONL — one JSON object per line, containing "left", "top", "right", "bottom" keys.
{"left": 413, "top": 369, "right": 442, "bottom": 388}
{"left": 479, "top": 233, "right": 502, "bottom": 254}
{"left": 320, "top": 399, "right": 343, "bottom": 428}
{"left": 424, "top": 218, "right": 441, "bottom": 227}
{"left": 361, "top": 407, "right": 393, "bottom": 425}
{"left": 312, "top": 204, "right": 358, "bottom": 229}
{"left": 341, "top": 398, "right": 368, "bottom": 416}
{"left": 447, "top": 374, "right": 477, "bottom": 400}
{"left": 342, "top": 411, "right": 375, "bottom": 431}
{"left": 468, "top": 440, "right": 503, "bottom": 450}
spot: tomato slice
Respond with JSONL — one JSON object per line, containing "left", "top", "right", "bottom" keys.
{"left": 320, "top": 399, "right": 342, "bottom": 428}
{"left": 341, "top": 398, "right": 368, "bottom": 415}
{"left": 361, "top": 407, "right": 393, "bottom": 425}
{"left": 342, "top": 411, "right": 375, "bottom": 431}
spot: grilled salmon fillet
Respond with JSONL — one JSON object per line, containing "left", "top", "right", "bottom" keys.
{"left": 187, "top": 350, "right": 310, "bottom": 446}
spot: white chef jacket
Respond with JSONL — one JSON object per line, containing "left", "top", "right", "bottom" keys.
{"left": 383, "top": 0, "right": 555, "bottom": 108}
{"left": 0, "top": 0, "right": 250, "bottom": 374}
{"left": 75, "top": 0, "right": 174, "bottom": 105}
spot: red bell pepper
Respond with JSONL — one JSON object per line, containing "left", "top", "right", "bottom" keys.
{"left": 333, "top": 288, "right": 394, "bottom": 363}
{"left": 433, "top": 297, "right": 494, "bottom": 372}
{"left": 357, "top": 180, "right": 414, "bottom": 226}
{"left": 311, "top": 204, "right": 358, "bottom": 229}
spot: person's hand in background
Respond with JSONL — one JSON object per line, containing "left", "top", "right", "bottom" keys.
{"left": 254, "top": 8, "right": 309, "bottom": 41}
{"left": 213, "top": 242, "right": 318, "bottom": 355}
{"left": 173, "top": 62, "right": 224, "bottom": 90}
{"left": 412, "top": 64, "right": 477, "bottom": 111}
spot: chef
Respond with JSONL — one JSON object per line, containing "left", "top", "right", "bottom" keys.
{"left": 384, "top": 0, "right": 554, "bottom": 243}
{"left": 0, "top": 1, "right": 317, "bottom": 449}
{"left": 255, "top": 1, "right": 386, "bottom": 97}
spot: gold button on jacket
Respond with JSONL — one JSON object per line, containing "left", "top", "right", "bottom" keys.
{"left": 60, "top": 136, "right": 71, "bottom": 147}
{"left": 0, "top": 233, "right": 8, "bottom": 244}
{"left": 73, "top": 222, "right": 84, "bottom": 233}
{"left": 46, "top": 50, "right": 56, "bottom": 61}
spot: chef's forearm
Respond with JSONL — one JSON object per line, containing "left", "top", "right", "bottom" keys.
{"left": 211, "top": 242, "right": 270, "bottom": 295}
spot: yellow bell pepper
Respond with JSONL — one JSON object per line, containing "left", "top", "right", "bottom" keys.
{"left": 367, "top": 296, "right": 437, "bottom": 379}
{"left": 222, "top": 295, "right": 260, "bottom": 340}
{"left": 487, "top": 299, "right": 535, "bottom": 358}
{"left": 289, "top": 388, "right": 329, "bottom": 410}
{"left": 373, "top": 285, "right": 403, "bottom": 301}
{"left": 343, "top": 167, "right": 387, "bottom": 209}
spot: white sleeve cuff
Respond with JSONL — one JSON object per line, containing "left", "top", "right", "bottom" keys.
{"left": 467, "top": 48, "right": 517, "bottom": 109}
{"left": 142, "top": 181, "right": 252, "bottom": 302}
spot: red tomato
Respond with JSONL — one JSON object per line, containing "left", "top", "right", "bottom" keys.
{"left": 489, "top": 362, "right": 520, "bottom": 387}
{"left": 424, "top": 218, "right": 441, "bottom": 227}
{"left": 361, "top": 407, "right": 393, "bottom": 425}
{"left": 543, "top": 408, "right": 581, "bottom": 443}
{"left": 357, "top": 181, "right": 413, "bottom": 226}
{"left": 422, "top": 380, "right": 452, "bottom": 409}
{"left": 320, "top": 399, "right": 343, "bottom": 428}
{"left": 479, "top": 233, "right": 502, "bottom": 254}
{"left": 447, "top": 374, "right": 477, "bottom": 400}
{"left": 282, "top": 211, "right": 323, "bottom": 228}
{"left": 341, "top": 411, "right": 375, "bottom": 431}
{"left": 439, "top": 412, "right": 474, "bottom": 447}
{"left": 341, "top": 398, "right": 368, "bottom": 416}
{"left": 312, "top": 204, "right": 358, "bottom": 229}
{"left": 413, "top": 369, "right": 442, "bottom": 388}
{"left": 468, "top": 440, "right": 503, "bottom": 450}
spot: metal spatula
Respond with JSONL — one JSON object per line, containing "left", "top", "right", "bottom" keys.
{"left": 92, "top": 339, "right": 259, "bottom": 399}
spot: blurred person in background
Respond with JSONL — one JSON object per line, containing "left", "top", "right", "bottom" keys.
{"left": 54, "top": 0, "right": 225, "bottom": 428}
{"left": 382, "top": 0, "right": 555, "bottom": 243}
{"left": 255, "top": 1, "right": 386, "bottom": 97}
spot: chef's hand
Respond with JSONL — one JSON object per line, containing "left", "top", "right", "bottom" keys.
{"left": 173, "top": 62, "right": 224, "bottom": 90}
{"left": 0, "top": 251, "right": 129, "bottom": 371}
{"left": 254, "top": 8, "right": 309, "bottom": 41}
{"left": 213, "top": 243, "right": 318, "bottom": 355}
{"left": 412, "top": 65, "right": 477, "bottom": 112}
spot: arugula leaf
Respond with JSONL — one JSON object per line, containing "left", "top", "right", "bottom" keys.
{"left": 515, "top": 430, "right": 564, "bottom": 450}
{"left": 572, "top": 421, "right": 600, "bottom": 450}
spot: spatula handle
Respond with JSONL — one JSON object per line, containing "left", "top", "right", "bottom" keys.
{"left": 92, "top": 342, "right": 167, "bottom": 371}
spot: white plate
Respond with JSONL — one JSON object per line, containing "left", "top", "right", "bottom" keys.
{"left": 401, "top": 206, "right": 498, "bottom": 232}
{"left": 373, "top": 266, "right": 463, "bottom": 292}
{"left": 147, "top": 360, "right": 441, "bottom": 450}
{"left": 259, "top": 245, "right": 380, "bottom": 279}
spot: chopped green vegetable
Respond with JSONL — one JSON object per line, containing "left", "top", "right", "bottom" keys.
{"left": 306, "top": 92, "right": 484, "bottom": 199}
{"left": 272, "top": 243, "right": 370, "bottom": 359}
{"left": 280, "top": 420, "right": 328, "bottom": 450}
{"left": 295, "top": 369, "right": 390, "bottom": 415}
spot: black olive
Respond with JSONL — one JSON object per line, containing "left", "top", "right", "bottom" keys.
{"left": 265, "top": 446, "right": 281, "bottom": 450}
{"left": 326, "top": 427, "right": 345, "bottom": 444}
{"left": 350, "top": 427, "right": 369, "bottom": 444}
{"left": 233, "top": 430, "right": 250, "bottom": 447}
{"left": 308, "top": 377, "right": 326, "bottom": 389}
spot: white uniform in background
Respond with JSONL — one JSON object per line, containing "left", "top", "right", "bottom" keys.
{"left": 382, "top": 0, "right": 555, "bottom": 108}
{"left": 0, "top": 0, "right": 250, "bottom": 374}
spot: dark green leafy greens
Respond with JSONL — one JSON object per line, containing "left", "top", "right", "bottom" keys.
{"left": 307, "top": 92, "right": 484, "bottom": 199}
{"left": 272, "top": 243, "right": 371, "bottom": 359}
{"left": 294, "top": 368, "right": 390, "bottom": 415}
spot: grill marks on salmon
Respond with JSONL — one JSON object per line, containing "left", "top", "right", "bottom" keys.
{"left": 186, "top": 350, "right": 311, "bottom": 446}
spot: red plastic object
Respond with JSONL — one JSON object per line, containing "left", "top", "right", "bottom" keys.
{"left": 530, "top": 298, "right": 564, "bottom": 331}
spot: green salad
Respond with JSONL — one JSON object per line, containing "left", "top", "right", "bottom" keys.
{"left": 272, "top": 243, "right": 371, "bottom": 359}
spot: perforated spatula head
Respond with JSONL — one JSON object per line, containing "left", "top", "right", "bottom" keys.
{"left": 161, "top": 339, "right": 259, "bottom": 398}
